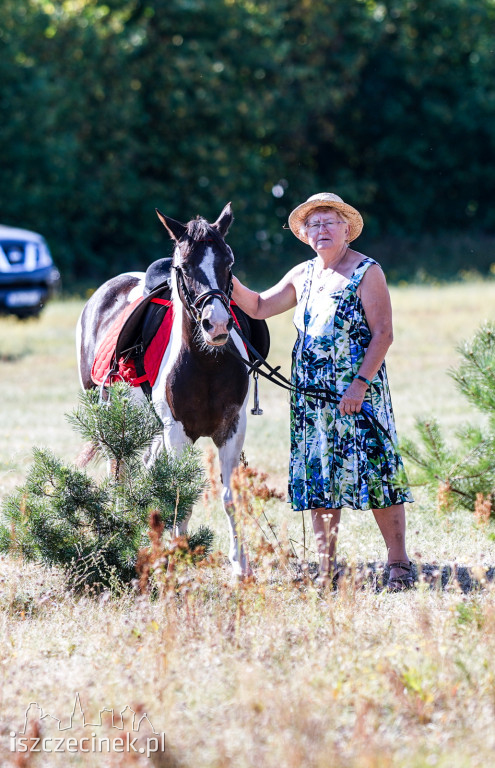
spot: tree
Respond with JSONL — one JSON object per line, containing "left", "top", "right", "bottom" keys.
{"left": 0, "top": 383, "right": 211, "bottom": 588}
{"left": 1, "top": 0, "right": 495, "bottom": 283}
{"left": 402, "top": 322, "right": 495, "bottom": 523}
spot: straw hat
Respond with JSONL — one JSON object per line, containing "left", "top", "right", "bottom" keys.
{"left": 288, "top": 192, "right": 364, "bottom": 244}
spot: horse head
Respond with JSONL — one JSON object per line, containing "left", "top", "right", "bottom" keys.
{"left": 156, "top": 204, "right": 235, "bottom": 347}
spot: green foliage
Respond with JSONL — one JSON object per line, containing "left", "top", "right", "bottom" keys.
{"left": 450, "top": 323, "right": 495, "bottom": 414}
{"left": 0, "top": 447, "right": 141, "bottom": 584}
{"left": 67, "top": 385, "right": 162, "bottom": 474}
{"left": 1, "top": 0, "right": 494, "bottom": 284}
{"left": 129, "top": 446, "right": 206, "bottom": 521}
{"left": 187, "top": 525, "right": 215, "bottom": 555}
{"left": 0, "top": 383, "right": 209, "bottom": 588}
{"left": 403, "top": 322, "right": 495, "bottom": 518}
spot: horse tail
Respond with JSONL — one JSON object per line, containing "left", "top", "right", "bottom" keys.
{"left": 74, "top": 441, "right": 99, "bottom": 468}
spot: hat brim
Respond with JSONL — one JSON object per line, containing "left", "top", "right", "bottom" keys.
{"left": 288, "top": 199, "right": 363, "bottom": 244}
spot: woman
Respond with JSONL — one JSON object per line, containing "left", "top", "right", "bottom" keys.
{"left": 232, "top": 192, "right": 414, "bottom": 591}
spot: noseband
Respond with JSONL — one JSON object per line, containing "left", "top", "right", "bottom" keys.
{"left": 173, "top": 264, "right": 233, "bottom": 324}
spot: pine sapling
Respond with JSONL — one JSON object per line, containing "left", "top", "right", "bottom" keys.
{"left": 402, "top": 322, "right": 495, "bottom": 521}
{"left": 0, "top": 383, "right": 211, "bottom": 588}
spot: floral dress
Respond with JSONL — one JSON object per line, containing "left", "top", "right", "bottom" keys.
{"left": 289, "top": 257, "right": 414, "bottom": 511}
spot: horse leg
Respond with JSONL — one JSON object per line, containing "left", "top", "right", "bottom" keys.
{"left": 217, "top": 409, "right": 251, "bottom": 579}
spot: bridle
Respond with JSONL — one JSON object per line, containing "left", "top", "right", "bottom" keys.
{"left": 173, "top": 265, "right": 233, "bottom": 323}
{"left": 172, "top": 240, "right": 233, "bottom": 324}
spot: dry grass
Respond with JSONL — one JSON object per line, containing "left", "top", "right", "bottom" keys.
{"left": 2, "top": 555, "right": 495, "bottom": 767}
{"left": 1, "top": 282, "right": 495, "bottom": 767}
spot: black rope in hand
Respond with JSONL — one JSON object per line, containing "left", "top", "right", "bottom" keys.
{"left": 228, "top": 322, "right": 394, "bottom": 446}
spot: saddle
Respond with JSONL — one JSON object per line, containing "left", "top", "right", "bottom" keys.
{"left": 91, "top": 258, "right": 270, "bottom": 398}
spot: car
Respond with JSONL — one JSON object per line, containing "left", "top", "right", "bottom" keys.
{"left": 0, "top": 224, "right": 61, "bottom": 318}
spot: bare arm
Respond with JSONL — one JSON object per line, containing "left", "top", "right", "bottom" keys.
{"left": 231, "top": 265, "right": 302, "bottom": 320}
{"left": 338, "top": 264, "right": 394, "bottom": 416}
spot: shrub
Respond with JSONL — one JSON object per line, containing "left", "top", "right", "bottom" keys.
{"left": 0, "top": 383, "right": 210, "bottom": 588}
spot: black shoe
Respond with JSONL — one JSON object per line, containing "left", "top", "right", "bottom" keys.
{"left": 387, "top": 561, "right": 415, "bottom": 592}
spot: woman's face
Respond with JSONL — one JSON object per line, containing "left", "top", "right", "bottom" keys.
{"left": 304, "top": 207, "right": 350, "bottom": 253}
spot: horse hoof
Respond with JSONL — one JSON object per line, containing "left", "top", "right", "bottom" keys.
{"left": 231, "top": 568, "right": 254, "bottom": 583}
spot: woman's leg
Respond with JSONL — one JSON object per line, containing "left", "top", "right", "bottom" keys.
{"left": 311, "top": 507, "right": 341, "bottom": 577}
{"left": 372, "top": 503, "right": 411, "bottom": 584}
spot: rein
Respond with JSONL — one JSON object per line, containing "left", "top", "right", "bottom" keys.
{"left": 227, "top": 321, "right": 395, "bottom": 446}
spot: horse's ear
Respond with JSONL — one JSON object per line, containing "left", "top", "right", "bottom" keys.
{"left": 155, "top": 209, "right": 187, "bottom": 241}
{"left": 212, "top": 202, "right": 234, "bottom": 237}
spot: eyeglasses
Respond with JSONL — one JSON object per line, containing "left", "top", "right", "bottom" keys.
{"left": 306, "top": 220, "right": 345, "bottom": 233}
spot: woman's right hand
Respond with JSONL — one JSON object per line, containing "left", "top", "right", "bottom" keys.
{"left": 337, "top": 378, "right": 368, "bottom": 416}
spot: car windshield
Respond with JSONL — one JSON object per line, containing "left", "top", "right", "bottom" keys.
{"left": 0, "top": 238, "right": 52, "bottom": 272}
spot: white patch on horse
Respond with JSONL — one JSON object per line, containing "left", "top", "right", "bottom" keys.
{"left": 200, "top": 248, "right": 219, "bottom": 288}
{"left": 218, "top": 389, "right": 251, "bottom": 577}
{"left": 200, "top": 247, "right": 229, "bottom": 328}
{"left": 127, "top": 274, "right": 146, "bottom": 303}
{"left": 215, "top": 325, "right": 251, "bottom": 576}
{"left": 230, "top": 327, "right": 249, "bottom": 360}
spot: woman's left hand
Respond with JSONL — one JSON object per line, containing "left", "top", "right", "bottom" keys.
{"left": 338, "top": 379, "right": 368, "bottom": 416}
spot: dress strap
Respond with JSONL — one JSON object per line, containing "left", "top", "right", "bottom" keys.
{"left": 347, "top": 257, "right": 377, "bottom": 292}
{"left": 301, "top": 259, "right": 316, "bottom": 327}
{"left": 300, "top": 259, "right": 316, "bottom": 301}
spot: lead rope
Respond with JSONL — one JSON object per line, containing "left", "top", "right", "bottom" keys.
{"left": 228, "top": 322, "right": 395, "bottom": 446}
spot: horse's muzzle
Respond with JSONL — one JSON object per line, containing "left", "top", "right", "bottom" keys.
{"left": 201, "top": 304, "right": 233, "bottom": 346}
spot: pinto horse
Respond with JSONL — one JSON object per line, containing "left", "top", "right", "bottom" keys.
{"left": 77, "top": 204, "right": 267, "bottom": 578}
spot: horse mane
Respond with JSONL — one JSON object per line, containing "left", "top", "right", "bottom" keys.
{"left": 184, "top": 217, "right": 231, "bottom": 258}
{"left": 186, "top": 217, "right": 211, "bottom": 240}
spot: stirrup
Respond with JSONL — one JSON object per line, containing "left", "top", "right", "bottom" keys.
{"left": 387, "top": 560, "right": 415, "bottom": 592}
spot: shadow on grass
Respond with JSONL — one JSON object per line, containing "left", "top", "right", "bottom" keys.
{"left": 411, "top": 562, "right": 495, "bottom": 593}
{"left": 295, "top": 561, "right": 495, "bottom": 593}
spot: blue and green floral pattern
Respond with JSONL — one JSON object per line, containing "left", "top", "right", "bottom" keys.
{"left": 289, "top": 257, "right": 413, "bottom": 511}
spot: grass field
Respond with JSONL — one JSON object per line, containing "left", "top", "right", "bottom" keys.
{"left": 0, "top": 281, "right": 495, "bottom": 767}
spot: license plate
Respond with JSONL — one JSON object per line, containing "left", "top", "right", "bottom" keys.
{"left": 6, "top": 290, "right": 42, "bottom": 307}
